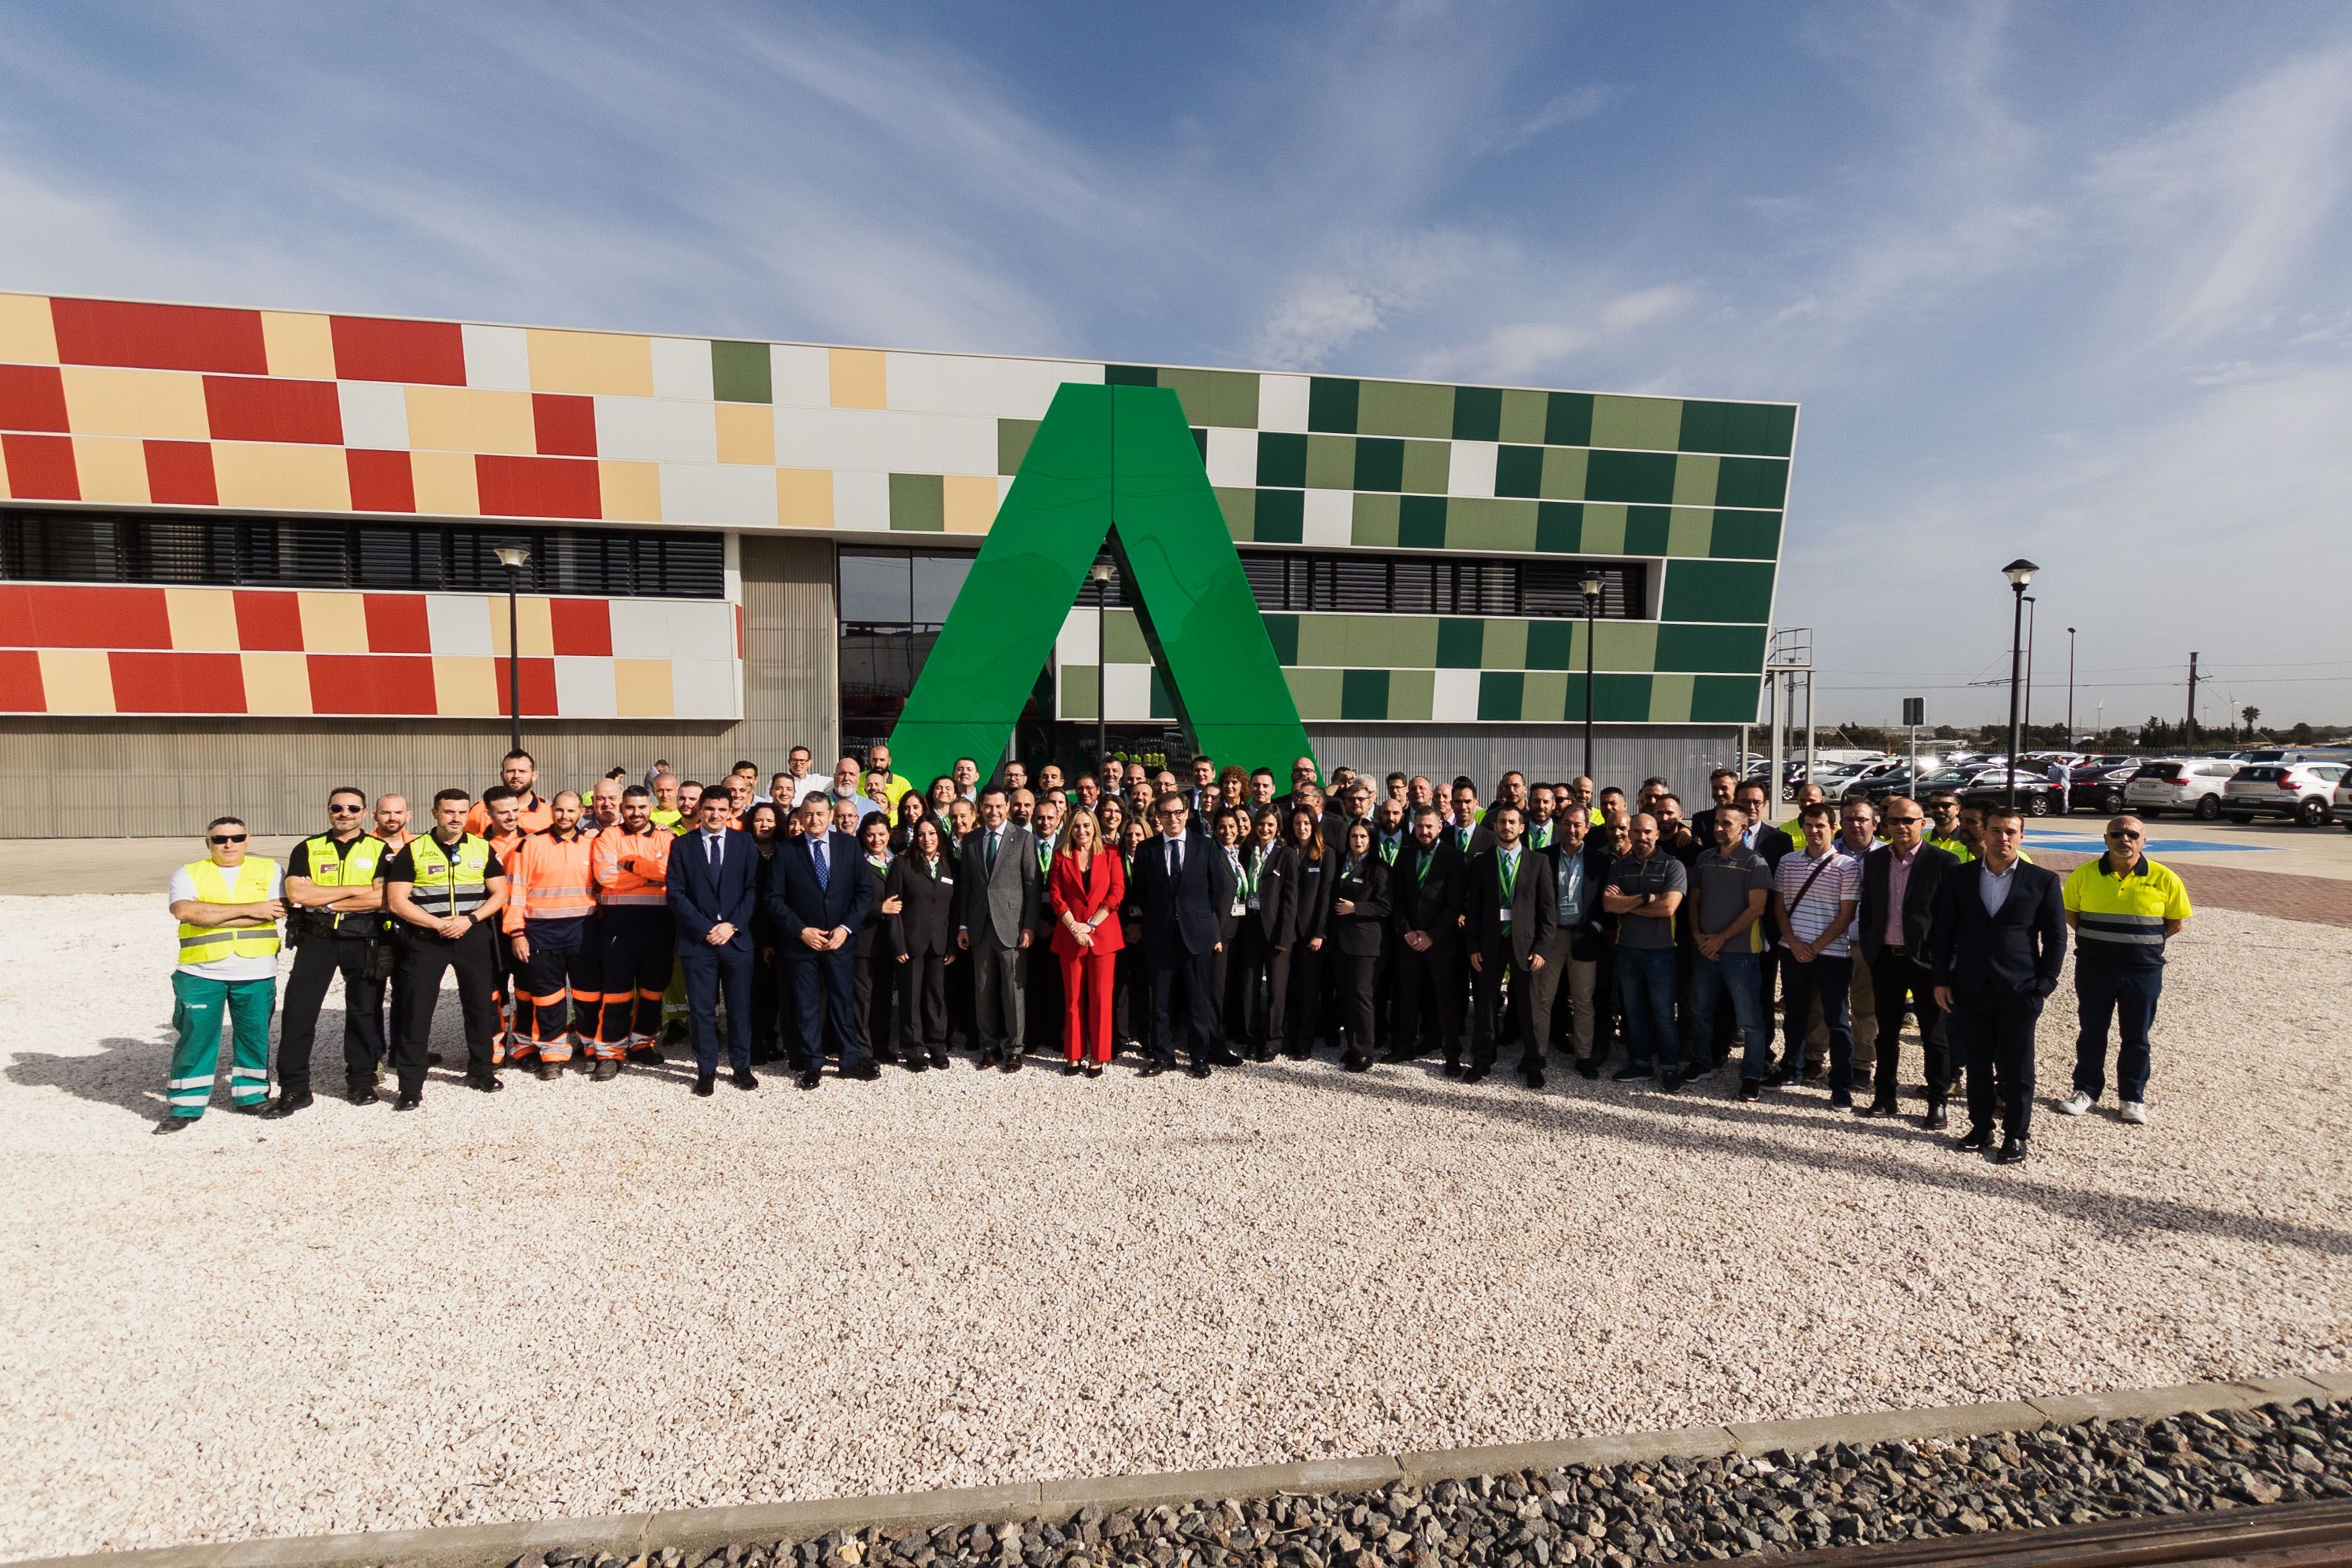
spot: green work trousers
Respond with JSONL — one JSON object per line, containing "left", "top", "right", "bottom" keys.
{"left": 168, "top": 971, "right": 277, "bottom": 1119}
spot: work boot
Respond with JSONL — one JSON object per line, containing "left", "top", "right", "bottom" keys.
{"left": 533, "top": 1062, "right": 559, "bottom": 1081}
{"left": 592, "top": 1059, "right": 620, "bottom": 1082}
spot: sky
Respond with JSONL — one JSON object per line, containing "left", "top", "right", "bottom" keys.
{"left": 2, "top": 1, "right": 2348, "bottom": 730}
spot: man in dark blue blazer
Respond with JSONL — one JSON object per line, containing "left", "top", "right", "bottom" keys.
{"left": 763, "top": 795, "right": 876, "bottom": 1090}
{"left": 669, "top": 791, "right": 762, "bottom": 1096}
{"left": 1929, "top": 803, "right": 2066, "bottom": 1164}
{"left": 1128, "top": 791, "right": 1236, "bottom": 1078}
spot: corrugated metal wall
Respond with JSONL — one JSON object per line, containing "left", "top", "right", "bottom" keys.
{"left": 1302, "top": 723, "right": 1740, "bottom": 794}
{"left": 0, "top": 537, "right": 840, "bottom": 840}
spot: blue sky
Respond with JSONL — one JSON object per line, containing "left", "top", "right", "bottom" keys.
{"left": 4, "top": 1, "right": 2348, "bottom": 728}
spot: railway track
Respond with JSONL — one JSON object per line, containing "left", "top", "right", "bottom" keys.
{"left": 1783, "top": 1496, "right": 2352, "bottom": 1564}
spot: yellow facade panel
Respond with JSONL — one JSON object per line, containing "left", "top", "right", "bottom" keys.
{"left": 259, "top": 311, "right": 338, "bottom": 381}
{"left": 775, "top": 468, "right": 834, "bottom": 528}
{"left": 71, "top": 436, "right": 150, "bottom": 504}
{"left": 59, "top": 366, "right": 209, "bottom": 440}
{"left": 526, "top": 329, "right": 654, "bottom": 397}
{"left": 403, "top": 386, "right": 533, "bottom": 455}
{"left": 612, "top": 658, "right": 674, "bottom": 717}
{"left": 714, "top": 402, "right": 774, "bottom": 465}
{"left": 489, "top": 596, "right": 555, "bottom": 658}
{"left": 240, "top": 651, "right": 313, "bottom": 716}
{"left": 599, "top": 460, "right": 662, "bottom": 522}
{"left": 409, "top": 449, "right": 480, "bottom": 517}
{"left": 431, "top": 656, "right": 498, "bottom": 717}
{"left": 296, "top": 592, "right": 370, "bottom": 654}
{"left": 941, "top": 473, "right": 999, "bottom": 533}
{"left": 828, "top": 347, "right": 887, "bottom": 409}
{"left": 164, "top": 589, "right": 241, "bottom": 651}
{"left": 38, "top": 649, "right": 114, "bottom": 714}
{"left": 0, "top": 293, "right": 58, "bottom": 363}
{"left": 212, "top": 442, "right": 352, "bottom": 512}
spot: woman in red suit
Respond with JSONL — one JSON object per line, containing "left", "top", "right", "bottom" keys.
{"left": 1048, "top": 807, "right": 1125, "bottom": 1077}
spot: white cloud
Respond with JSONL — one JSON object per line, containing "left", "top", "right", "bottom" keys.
{"left": 1247, "top": 229, "right": 1492, "bottom": 369}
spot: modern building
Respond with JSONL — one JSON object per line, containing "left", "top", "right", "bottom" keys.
{"left": 0, "top": 292, "right": 1795, "bottom": 837}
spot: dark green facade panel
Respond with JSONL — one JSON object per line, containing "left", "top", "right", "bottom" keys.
{"left": 1623, "top": 505, "right": 1672, "bottom": 557}
{"left": 1524, "top": 619, "right": 1576, "bottom": 670}
{"left": 1678, "top": 400, "right": 1796, "bottom": 458}
{"left": 1340, "top": 668, "right": 1392, "bottom": 720}
{"left": 1436, "top": 617, "right": 1485, "bottom": 669}
{"left": 1544, "top": 390, "right": 1595, "bottom": 447}
{"left": 1715, "top": 455, "right": 1790, "bottom": 509}
{"left": 1584, "top": 449, "right": 1678, "bottom": 505}
{"left": 1308, "top": 377, "right": 1359, "bottom": 433}
{"left": 1592, "top": 672, "right": 1655, "bottom": 723}
{"left": 1535, "top": 500, "right": 1582, "bottom": 553}
{"left": 1398, "top": 494, "right": 1447, "bottom": 549}
{"left": 1353, "top": 436, "right": 1404, "bottom": 493}
{"left": 1495, "top": 444, "right": 1545, "bottom": 498}
{"left": 1691, "top": 674, "right": 1763, "bottom": 724}
{"left": 1254, "top": 488, "right": 1304, "bottom": 543}
{"left": 1478, "top": 671, "right": 1525, "bottom": 721}
{"left": 1655, "top": 622, "right": 1769, "bottom": 673}
{"left": 1708, "top": 509, "right": 1782, "bottom": 559}
{"left": 1262, "top": 613, "right": 1300, "bottom": 666}
{"left": 1661, "top": 559, "right": 1777, "bottom": 624}
{"left": 1451, "top": 385, "right": 1502, "bottom": 442}
{"left": 1256, "top": 431, "right": 1307, "bottom": 488}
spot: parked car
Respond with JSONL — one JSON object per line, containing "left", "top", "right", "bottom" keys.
{"left": 1957, "top": 767, "right": 2065, "bottom": 817}
{"left": 2064, "top": 760, "right": 2142, "bottom": 815}
{"left": 1843, "top": 767, "right": 1931, "bottom": 804}
{"left": 2222, "top": 762, "right": 2348, "bottom": 826}
{"left": 2336, "top": 772, "right": 2352, "bottom": 834}
{"left": 2125, "top": 759, "right": 2237, "bottom": 820}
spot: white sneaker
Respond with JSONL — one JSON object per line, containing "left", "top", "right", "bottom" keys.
{"left": 2119, "top": 1100, "right": 2148, "bottom": 1125}
{"left": 2056, "top": 1090, "right": 2094, "bottom": 1116}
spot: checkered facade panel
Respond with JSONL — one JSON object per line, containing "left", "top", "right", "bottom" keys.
{"left": 0, "top": 581, "right": 739, "bottom": 718}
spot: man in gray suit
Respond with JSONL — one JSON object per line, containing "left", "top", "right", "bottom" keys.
{"left": 956, "top": 785, "right": 1040, "bottom": 1072}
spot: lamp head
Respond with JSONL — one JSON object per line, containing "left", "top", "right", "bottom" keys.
{"left": 1087, "top": 562, "right": 1113, "bottom": 584}
{"left": 493, "top": 545, "right": 532, "bottom": 572}
{"left": 2001, "top": 557, "right": 2037, "bottom": 589}
{"left": 1578, "top": 573, "right": 1604, "bottom": 600}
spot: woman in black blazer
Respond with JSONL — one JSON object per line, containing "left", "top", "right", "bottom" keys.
{"left": 1228, "top": 806, "right": 1290, "bottom": 1061}
{"left": 851, "top": 815, "right": 901, "bottom": 1065}
{"left": 1325, "top": 818, "right": 1393, "bottom": 1071}
{"left": 884, "top": 817, "right": 955, "bottom": 1070}
{"left": 1273, "top": 804, "right": 1329, "bottom": 1060}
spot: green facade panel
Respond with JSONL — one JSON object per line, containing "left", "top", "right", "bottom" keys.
{"left": 1496, "top": 389, "right": 1549, "bottom": 444}
{"left": 1535, "top": 500, "right": 1582, "bottom": 553}
{"left": 1256, "top": 431, "right": 1307, "bottom": 488}
{"left": 1590, "top": 395, "right": 1684, "bottom": 452}
{"left": 1307, "top": 378, "right": 1358, "bottom": 433}
{"left": 1450, "top": 385, "right": 1502, "bottom": 442}
{"left": 1253, "top": 488, "right": 1304, "bottom": 543}
{"left": 1709, "top": 509, "right": 1782, "bottom": 559}
{"left": 1398, "top": 439, "right": 1450, "bottom": 495}
{"left": 1287, "top": 666, "right": 1344, "bottom": 720}
{"left": 1356, "top": 379, "right": 1455, "bottom": 439}
{"left": 1648, "top": 673, "right": 1696, "bottom": 723}
{"left": 1213, "top": 486, "right": 1254, "bottom": 540}
{"left": 1478, "top": 671, "right": 1525, "bottom": 721}
{"left": 1340, "top": 668, "right": 1392, "bottom": 720}
{"left": 1692, "top": 674, "right": 1764, "bottom": 723}
{"left": 888, "top": 472, "right": 943, "bottom": 531}
{"left": 1305, "top": 434, "right": 1356, "bottom": 489}
{"left": 1396, "top": 493, "right": 1445, "bottom": 549}
{"left": 1656, "top": 622, "right": 1769, "bottom": 673}
{"left": 1435, "top": 617, "right": 1485, "bottom": 669}
{"left": 1352, "top": 492, "right": 1402, "bottom": 548}
{"left": 1353, "top": 436, "right": 1404, "bottom": 492}
{"left": 710, "top": 341, "right": 771, "bottom": 403}
{"left": 1544, "top": 391, "right": 1595, "bottom": 447}
{"left": 1387, "top": 668, "right": 1435, "bottom": 720}
{"left": 1661, "top": 559, "right": 1778, "bottom": 624}
{"left": 997, "top": 418, "right": 1039, "bottom": 475}
{"left": 1156, "top": 367, "right": 1259, "bottom": 429}
{"left": 1585, "top": 449, "right": 1677, "bottom": 505}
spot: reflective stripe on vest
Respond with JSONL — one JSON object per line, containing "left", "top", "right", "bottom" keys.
{"left": 2075, "top": 911, "right": 2166, "bottom": 947}
{"left": 406, "top": 834, "right": 492, "bottom": 918}
{"left": 177, "top": 858, "right": 282, "bottom": 964}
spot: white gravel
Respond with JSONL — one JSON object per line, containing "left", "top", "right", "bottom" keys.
{"left": 1, "top": 895, "right": 2346, "bottom": 1558}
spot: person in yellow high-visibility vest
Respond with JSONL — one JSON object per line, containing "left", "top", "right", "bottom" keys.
{"left": 160, "top": 816, "right": 284, "bottom": 1132}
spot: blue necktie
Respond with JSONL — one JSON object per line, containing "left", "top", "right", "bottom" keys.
{"left": 812, "top": 837, "right": 828, "bottom": 890}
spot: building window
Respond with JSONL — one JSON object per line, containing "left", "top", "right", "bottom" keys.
{"left": 840, "top": 548, "right": 1051, "bottom": 757}
{"left": 0, "top": 508, "right": 725, "bottom": 598}
{"left": 1236, "top": 549, "right": 1644, "bottom": 618}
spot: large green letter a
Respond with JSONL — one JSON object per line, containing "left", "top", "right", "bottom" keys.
{"left": 887, "top": 383, "right": 1313, "bottom": 788}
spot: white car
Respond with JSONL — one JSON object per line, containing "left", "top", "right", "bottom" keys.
{"left": 2222, "top": 762, "right": 2347, "bottom": 827}
{"left": 2125, "top": 759, "right": 2237, "bottom": 820}
{"left": 2337, "top": 773, "right": 2352, "bottom": 834}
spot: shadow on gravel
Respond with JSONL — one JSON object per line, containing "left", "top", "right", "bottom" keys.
{"left": 1302, "top": 1057, "right": 2352, "bottom": 1261}
{"left": 7, "top": 1033, "right": 178, "bottom": 1119}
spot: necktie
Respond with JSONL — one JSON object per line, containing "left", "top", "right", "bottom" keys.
{"left": 707, "top": 833, "right": 721, "bottom": 868}
{"left": 986, "top": 830, "right": 999, "bottom": 873}
{"left": 812, "top": 837, "right": 828, "bottom": 889}
{"left": 1167, "top": 837, "right": 1181, "bottom": 877}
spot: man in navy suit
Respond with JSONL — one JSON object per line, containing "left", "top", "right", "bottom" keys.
{"left": 669, "top": 790, "right": 762, "bottom": 1096}
{"left": 1929, "top": 803, "right": 2066, "bottom": 1165}
{"left": 1129, "top": 791, "right": 1236, "bottom": 1079}
{"left": 763, "top": 795, "right": 876, "bottom": 1090}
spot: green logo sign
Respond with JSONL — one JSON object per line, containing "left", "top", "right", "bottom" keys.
{"left": 888, "top": 383, "right": 1313, "bottom": 787}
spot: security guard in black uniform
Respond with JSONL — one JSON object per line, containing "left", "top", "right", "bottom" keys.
{"left": 383, "top": 788, "right": 511, "bottom": 1110}
{"left": 267, "top": 786, "right": 394, "bottom": 1114}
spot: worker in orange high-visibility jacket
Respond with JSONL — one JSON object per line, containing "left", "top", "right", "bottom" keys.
{"left": 589, "top": 783, "right": 674, "bottom": 1077}
{"left": 463, "top": 749, "right": 555, "bottom": 837}
{"left": 503, "top": 789, "right": 601, "bottom": 1076}
{"left": 478, "top": 785, "right": 530, "bottom": 1063}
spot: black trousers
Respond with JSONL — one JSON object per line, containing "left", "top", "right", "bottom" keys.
{"left": 946, "top": 941, "right": 975, "bottom": 1051}
{"left": 1334, "top": 951, "right": 1378, "bottom": 1054}
{"left": 1228, "top": 925, "right": 1277, "bottom": 1049}
{"left": 1025, "top": 936, "right": 1062, "bottom": 1048}
{"left": 277, "top": 930, "right": 386, "bottom": 1094}
{"left": 1470, "top": 951, "right": 1541, "bottom": 1073}
{"left": 1279, "top": 943, "right": 1324, "bottom": 1053}
{"left": 898, "top": 951, "right": 948, "bottom": 1057}
{"left": 785, "top": 951, "right": 862, "bottom": 1072}
{"left": 394, "top": 924, "right": 498, "bottom": 1095}
{"left": 1150, "top": 942, "right": 1219, "bottom": 1065}
{"left": 1950, "top": 985, "right": 2041, "bottom": 1140}
{"left": 1394, "top": 935, "right": 1461, "bottom": 1059}
{"left": 1370, "top": 926, "right": 1399, "bottom": 1049}
{"left": 1207, "top": 945, "right": 1234, "bottom": 1045}
{"left": 749, "top": 937, "right": 780, "bottom": 1061}
{"left": 854, "top": 944, "right": 898, "bottom": 1059}
{"left": 1869, "top": 948, "right": 1947, "bottom": 1106}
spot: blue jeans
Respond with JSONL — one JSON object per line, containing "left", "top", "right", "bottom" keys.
{"left": 2074, "top": 962, "right": 2160, "bottom": 1102}
{"left": 1779, "top": 952, "right": 1854, "bottom": 1092}
{"left": 1617, "top": 945, "right": 1681, "bottom": 1077}
{"left": 1690, "top": 948, "right": 1771, "bottom": 1083}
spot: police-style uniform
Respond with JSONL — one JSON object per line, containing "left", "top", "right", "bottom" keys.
{"left": 383, "top": 831, "right": 506, "bottom": 1097}
{"left": 2062, "top": 853, "right": 2192, "bottom": 1107}
{"left": 276, "top": 831, "right": 389, "bottom": 1099}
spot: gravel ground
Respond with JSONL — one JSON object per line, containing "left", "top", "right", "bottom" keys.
{"left": 1, "top": 897, "right": 2347, "bottom": 1558}
{"left": 528, "top": 1395, "right": 2352, "bottom": 1567}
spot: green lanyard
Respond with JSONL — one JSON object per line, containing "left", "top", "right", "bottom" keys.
{"left": 1379, "top": 835, "right": 1399, "bottom": 865}
{"left": 1239, "top": 847, "right": 1264, "bottom": 901}
{"left": 1496, "top": 848, "right": 1521, "bottom": 908}
{"left": 1415, "top": 846, "right": 1436, "bottom": 888}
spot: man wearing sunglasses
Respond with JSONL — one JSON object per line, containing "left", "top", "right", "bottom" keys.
{"left": 267, "top": 788, "right": 391, "bottom": 1115}
{"left": 160, "top": 817, "right": 285, "bottom": 1130}
{"left": 2057, "top": 816, "right": 2191, "bottom": 1126}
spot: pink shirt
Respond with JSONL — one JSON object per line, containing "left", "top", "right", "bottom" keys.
{"left": 1883, "top": 843, "right": 1920, "bottom": 948}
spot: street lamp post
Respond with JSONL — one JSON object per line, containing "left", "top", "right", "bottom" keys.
{"left": 2022, "top": 595, "right": 2037, "bottom": 745}
{"left": 2001, "top": 559, "right": 2038, "bottom": 809}
{"left": 1579, "top": 571, "right": 1604, "bottom": 780}
{"left": 1088, "top": 560, "right": 1114, "bottom": 774}
{"left": 493, "top": 544, "right": 532, "bottom": 760}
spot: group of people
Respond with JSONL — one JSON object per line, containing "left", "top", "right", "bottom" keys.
{"left": 164, "top": 746, "right": 2191, "bottom": 1164}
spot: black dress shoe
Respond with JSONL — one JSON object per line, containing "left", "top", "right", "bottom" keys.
{"left": 797, "top": 1069, "right": 822, "bottom": 1090}
{"left": 346, "top": 1082, "right": 377, "bottom": 1106}
{"left": 1207, "top": 1048, "right": 1244, "bottom": 1067}
{"left": 1378, "top": 1048, "right": 1418, "bottom": 1065}
{"left": 874, "top": 1045, "right": 900, "bottom": 1064}
{"left": 1738, "top": 1080, "right": 1762, "bottom": 1102}
{"left": 1282, "top": 1045, "right": 1310, "bottom": 1060}
{"left": 1921, "top": 1105, "right": 1949, "bottom": 1130}
{"left": 848, "top": 1061, "right": 880, "bottom": 1082}
{"left": 1138, "top": 1060, "right": 1167, "bottom": 1079}
{"left": 1857, "top": 1097, "right": 1895, "bottom": 1118}
{"left": 731, "top": 1068, "right": 759, "bottom": 1090}
{"left": 1002, "top": 1053, "right": 1023, "bottom": 1073}
{"left": 1443, "top": 1059, "right": 1464, "bottom": 1079}
{"left": 1185, "top": 1062, "right": 1213, "bottom": 1079}
{"left": 1462, "top": 1065, "right": 1489, "bottom": 1084}
{"left": 466, "top": 1072, "right": 503, "bottom": 1093}
{"left": 906, "top": 1056, "right": 930, "bottom": 1073}
{"left": 1062, "top": 1061, "right": 1082, "bottom": 1076}
{"left": 1341, "top": 1051, "right": 1371, "bottom": 1073}
{"left": 634, "top": 1048, "right": 668, "bottom": 1066}
{"left": 1524, "top": 1070, "right": 1546, "bottom": 1090}
{"left": 394, "top": 1092, "right": 422, "bottom": 1111}
{"left": 928, "top": 1050, "right": 950, "bottom": 1070}
{"left": 1250, "top": 1045, "right": 1276, "bottom": 1063}
{"left": 1083, "top": 1063, "right": 1102, "bottom": 1079}
{"left": 153, "top": 1116, "right": 195, "bottom": 1135}
{"left": 1955, "top": 1125, "right": 1995, "bottom": 1151}
{"left": 1610, "top": 1065, "right": 1650, "bottom": 1082}
{"left": 693, "top": 1075, "right": 716, "bottom": 1097}
{"left": 1574, "top": 1056, "right": 1599, "bottom": 1080}
{"left": 977, "top": 1051, "right": 1000, "bottom": 1071}
{"left": 425, "top": 1050, "right": 445, "bottom": 1067}
{"left": 261, "top": 1090, "right": 312, "bottom": 1119}
{"left": 1995, "top": 1136, "right": 2030, "bottom": 1165}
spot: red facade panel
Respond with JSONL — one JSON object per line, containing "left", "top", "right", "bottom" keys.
{"left": 549, "top": 597, "right": 612, "bottom": 656}
{"left": 307, "top": 653, "right": 439, "bottom": 715}
{"left": 109, "top": 651, "right": 247, "bottom": 714}
{"left": 0, "top": 650, "right": 45, "bottom": 711}
{"left": 203, "top": 375, "right": 344, "bottom": 445}
{"left": 362, "top": 594, "right": 432, "bottom": 653}
{"left": 50, "top": 298, "right": 269, "bottom": 374}
{"left": 329, "top": 315, "right": 467, "bottom": 386}
{"left": 0, "top": 364, "right": 70, "bottom": 432}
{"left": 346, "top": 449, "right": 418, "bottom": 514}
{"left": 1, "top": 584, "right": 172, "bottom": 648}
{"left": 474, "top": 453, "right": 601, "bottom": 519}
{"left": 232, "top": 590, "right": 306, "bottom": 651}
{"left": 493, "top": 657, "right": 559, "bottom": 717}
{"left": 532, "top": 393, "right": 597, "bottom": 457}
{"left": 144, "top": 440, "right": 220, "bottom": 506}
{"left": 1, "top": 432, "right": 79, "bottom": 500}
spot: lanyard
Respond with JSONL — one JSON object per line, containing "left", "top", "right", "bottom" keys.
{"left": 1415, "top": 846, "right": 1436, "bottom": 888}
{"left": 1239, "top": 847, "right": 1263, "bottom": 900}
{"left": 1379, "top": 836, "right": 1399, "bottom": 865}
{"left": 1496, "top": 848, "right": 1521, "bottom": 908}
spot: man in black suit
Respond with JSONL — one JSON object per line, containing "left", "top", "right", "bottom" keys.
{"left": 1386, "top": 804, "right": 1464, "bottom": 1065}
{"left": 669, "top": 790, "right": 762, "bottom": 1095}
{"left": 1731, "top": 778, "right": 1796, "bottom": 1059}
{"left": 763, "top": 796, "right": 877, "bottom": 1090}
{"left": 1444, "top": 780, "right": 1495, "bottom": 860}
{"left": 1688, "top": 767, "right": 1743, "bottom": 847}
{"left": 1461, "top": 805, "right": 1558, "bottom": 1086}
{"left": 1128, "top": 792, "right": 1236, "bottom": 1079}
{"left": 1929, "top": 804, "right": 2065, "bottom": 1164}
{"left": 1857, "top": 795, "right": 1959, "bottom": 1125}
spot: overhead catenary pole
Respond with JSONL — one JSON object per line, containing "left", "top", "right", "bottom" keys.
{"left": 2186, "top": 651, "right": 2199, "bottom": 751}
{"left": 2065, "top": 626, "right": 2077, "bottom": 747}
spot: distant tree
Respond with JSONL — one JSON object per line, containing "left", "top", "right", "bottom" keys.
{"left": 2241, "top": 705, "right": 2261, "bottom": 739}
{"left": 2293, "top": 722, "right": 2315, "bottom": 743}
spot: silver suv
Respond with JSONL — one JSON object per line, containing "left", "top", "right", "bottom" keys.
{"left": 2124, "top": 759, "right": 2237, "bottom": 820}
{"left": 2222, "top": 762, "right": 2347, "bottom": 826}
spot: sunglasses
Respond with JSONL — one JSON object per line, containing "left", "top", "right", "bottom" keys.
{"left": 328, "top": 803, "right": 365, "bottom": 813}
{"left": 2106, "top": 829, "right": 2142, "bottom": 840}
{"left": 208, "top": 833, "right": 248, "bottom": 845}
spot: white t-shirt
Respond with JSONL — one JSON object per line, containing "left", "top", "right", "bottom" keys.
{"left": 786, "top": 774, "right": 831, "bottom": 808}
{"left": 169, "top": 860, "right": 286, "bottom": 981}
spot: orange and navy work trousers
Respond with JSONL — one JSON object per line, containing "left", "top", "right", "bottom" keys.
{"left": 1058, "top": 946, "right": 1119, "bottom": 1065}
{"left": 519, "top": 916, "right": 600, "bottom": 1064}
{"left": 595, "top": 905, "right": 673, "bottom": 1060}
